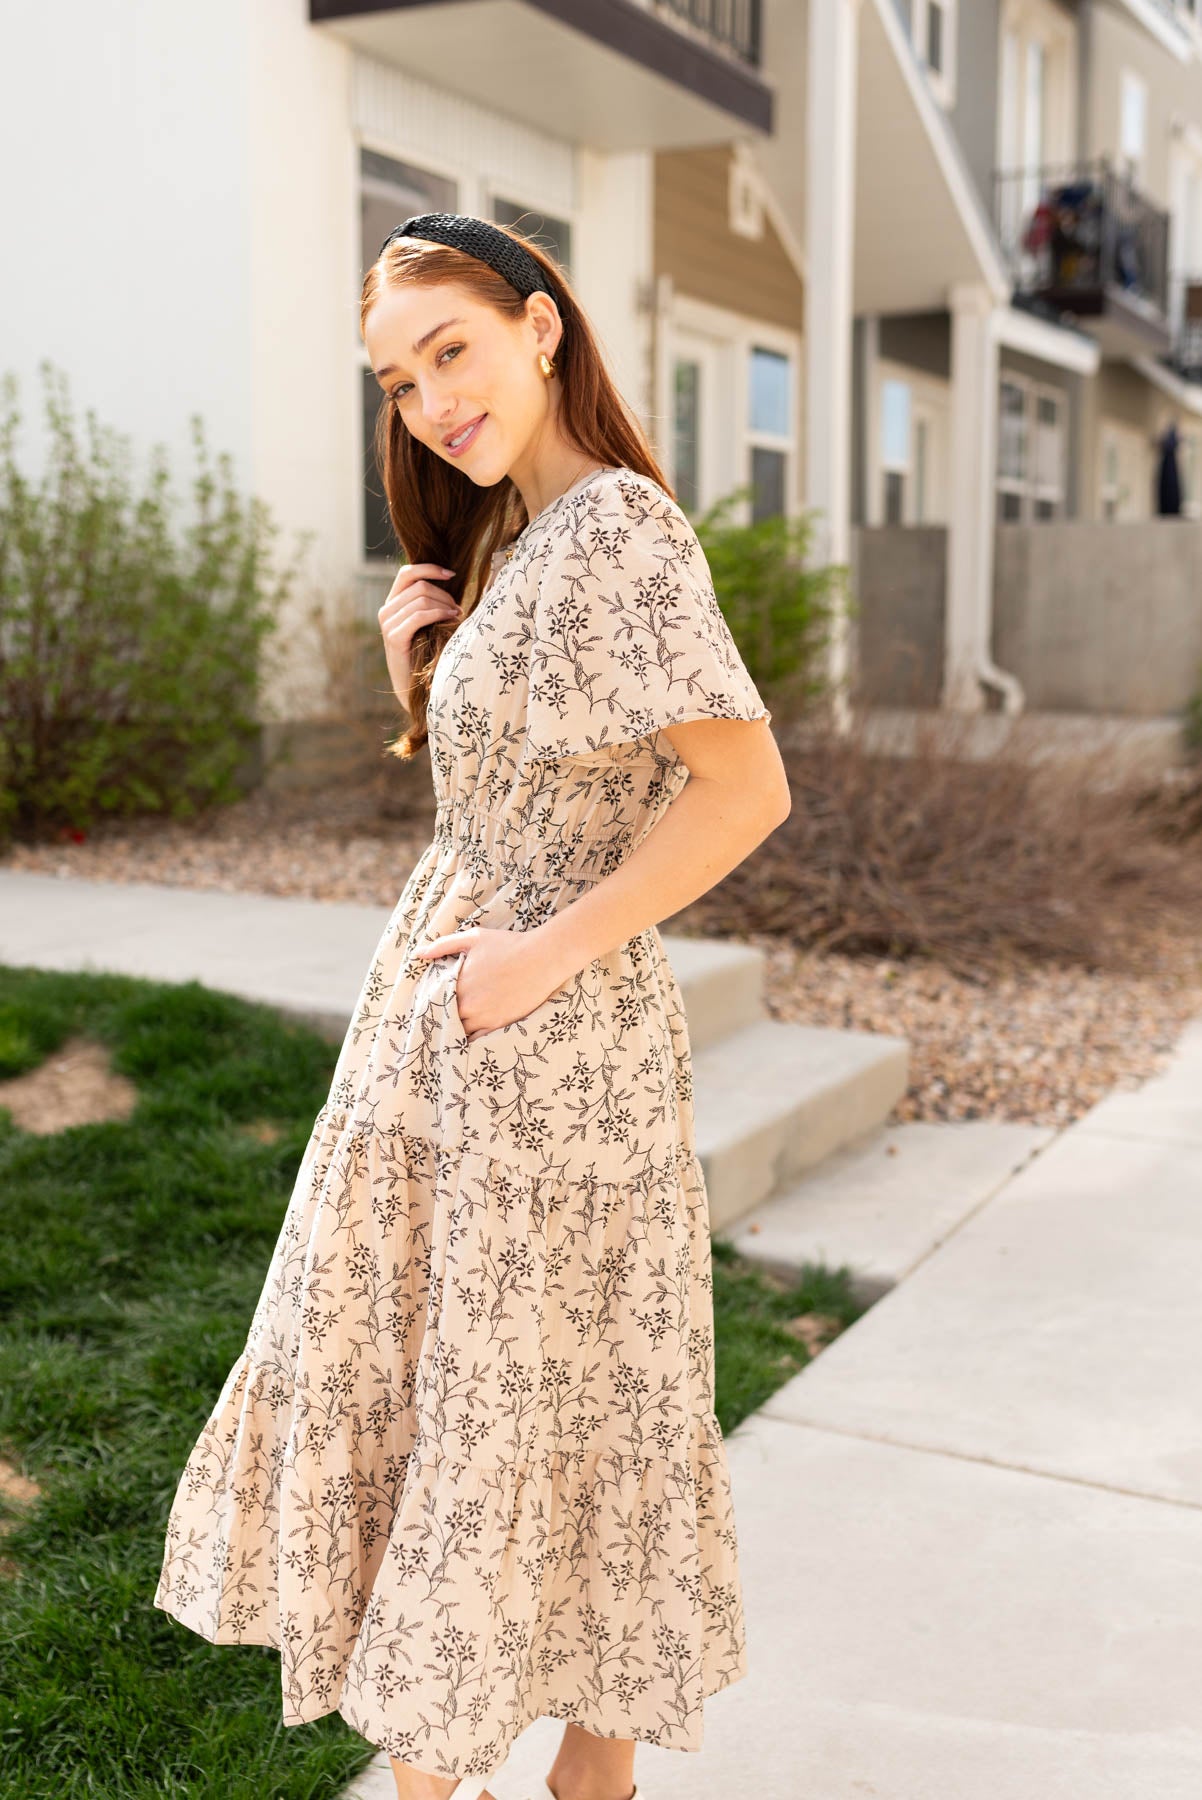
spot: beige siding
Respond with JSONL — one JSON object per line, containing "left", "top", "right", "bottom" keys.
{"left": 653, "top": 145, "right": 804, "bottom": 333}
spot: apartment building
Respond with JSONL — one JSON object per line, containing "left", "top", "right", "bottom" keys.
{"left": 842, "top": 0, "right": 1202, "bottom": 718}
{"left": 6, "top": 0, "right": 1198, "bottom": 736}
{"left": 2, "top": 0, "right": 806, "bottom": 739}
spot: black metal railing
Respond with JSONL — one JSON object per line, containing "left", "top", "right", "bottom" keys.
{"left": 1146, "top": 0, "right": 1199, "bottom": 32}
{"left": 633, "top": 0, "right": 762, "bottom": 66}
{"left": 992, "top": 158, "right": 1171, "bottom": 320}
{"left": 1166, "top": 269, "right": 1202, "bottom": 379}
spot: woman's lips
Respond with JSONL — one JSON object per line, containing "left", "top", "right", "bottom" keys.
{"left": 443, "top": 414, "right": 487, "bottom": 458}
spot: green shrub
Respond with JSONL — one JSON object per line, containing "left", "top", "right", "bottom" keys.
{"left": 690, "top": 485, "right": 849, "bottom": 719}
{"left": 0, "top": 360, "right": 310, "bottom": 848}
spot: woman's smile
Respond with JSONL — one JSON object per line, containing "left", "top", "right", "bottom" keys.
{"left": 442, "top": 413, "right": 488, "bottom": 456}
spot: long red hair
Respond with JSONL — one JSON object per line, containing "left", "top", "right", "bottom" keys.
{"left": 360, "top": 224, "right": 671, "bottom": 758}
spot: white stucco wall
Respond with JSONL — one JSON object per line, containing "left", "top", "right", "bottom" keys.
{"left": 4, "top": 2, "right": 653, "bottom": 725}
{"left": 1, "top": 0, "right": 255, "bottom": 500}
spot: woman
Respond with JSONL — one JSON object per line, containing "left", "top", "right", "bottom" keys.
{"left": 154, "top": 212, "right": 791, "bottom": 1800}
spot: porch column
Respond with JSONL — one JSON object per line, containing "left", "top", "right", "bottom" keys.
{"left": 577, "top": 149, "right": 656, "bottom": 426}
{"left": 947, "top": 282, "right": 1021, "bottom": 713}
{"left": 806, "top": 0, "right": 862, "bottom": 723}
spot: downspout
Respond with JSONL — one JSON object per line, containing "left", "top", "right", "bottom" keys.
{"left": 973, "top": 309, "right": 1025, "bottom": 715}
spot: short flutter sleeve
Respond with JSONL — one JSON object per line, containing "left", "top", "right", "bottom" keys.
{"left": 524, "top": 472, "right": 772, "bottom": 762}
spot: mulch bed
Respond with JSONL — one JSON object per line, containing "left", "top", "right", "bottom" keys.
{"left": 5, "top": 758, "right": 1200, "bottom": 1130}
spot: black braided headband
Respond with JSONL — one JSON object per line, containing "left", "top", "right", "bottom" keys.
{"left": 377, "top": 211, "right": 562, "bottom": 305}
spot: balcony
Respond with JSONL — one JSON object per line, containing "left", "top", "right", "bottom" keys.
{"left": 1165, "top": 270, "right": 1202, "bottom": 382}
{"left": 309, "top": 0, "right": 772, "bottom": 148}
{"left": 992, "top": 159, "right": 1172, "bottom": 359}
{"left": 1096, "top": 0, "right": 1196, "bottom": 61}
{"left": 626, "top": 0, "right": 761, "bottom": 67}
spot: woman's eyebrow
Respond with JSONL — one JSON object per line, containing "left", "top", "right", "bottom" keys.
{"left": 375, "top": 317, "right": 466, "bottom": 379}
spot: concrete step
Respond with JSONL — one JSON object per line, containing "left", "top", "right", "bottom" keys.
{"left": 692, "top": 1016, "right": 909, "bottom": 1233}
{"left": 653, "top": 931, "right": 766, "bottom": 1051}
{"left": 0, "top": 873, "right": 766, "bottom": 1052}
{"left": 0, "top": 872, "right": 913, "bottom": 1239}
{"left": 720, "top": 1116, "right": 1055, "bottom": 1301}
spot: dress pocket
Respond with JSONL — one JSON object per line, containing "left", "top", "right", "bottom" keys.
{"left": 445, "top": 949, "right": 470, "bottom": 1045}
{"left": 465, "top": 963, "right": 596, "bottom": 1060}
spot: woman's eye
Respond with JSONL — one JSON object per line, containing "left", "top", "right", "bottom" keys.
{"left": 390, "top": 342, "right": 464, "bottom": 403}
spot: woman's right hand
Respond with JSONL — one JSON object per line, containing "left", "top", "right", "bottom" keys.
{"left": 378, "top": 561, "right": 462, "bottom": 707}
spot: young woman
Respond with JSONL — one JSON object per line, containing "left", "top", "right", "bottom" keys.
{"left": 154, "top": 212, "right": 790, "bottom": 1800}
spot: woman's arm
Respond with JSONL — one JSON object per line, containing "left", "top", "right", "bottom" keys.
{"left": 531, "top": 714, "right": 791, "bottom": 992}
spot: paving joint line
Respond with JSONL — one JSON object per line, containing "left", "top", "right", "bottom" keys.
{"left": 750, "top": 1408, "right": 1202, "bottom": 1513}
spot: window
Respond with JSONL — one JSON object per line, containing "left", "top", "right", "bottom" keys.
{"left": 881, "top": 377, "right": 912, "bottom": 524}
{"left": 997, "top": 376, "right": 1066, "bottom": 521}
{"left": 674, "top": 359, "right": 702, "bottom": 514}
{"left": 1101, "top": 437, "right": 1119, "bottom": 522}
{"left": 729, "top": 143, "right": 765, "bottom": 240}
{"left": 358, "top": 150, "right": 458, "bottom": 563}
{"left": 1120, "top": 70, "right": 1147, "bottom": 181}
{"left": 912, "top": 0, "right": 957, "bottom": 106}
{"left": 668, "top": 301, "right": 799, "bottom": 523}
{"left": 490, "top": 197, "right": 573, "bottom": 278}
{"left": 1098, "top": 421, "right": 1149, "bottom": 520}
{"left": 997, "top": 379, "right": 1027, "bottom": 522}
{"left": 1032, "top": 391, "right": 1065, "bottom": 519}
{"left": 747, "top": 344, "right": 793, "bottom": 521}
{"left": 998, "top": 378, "right": 1067, "bottom": 522}
{"left": 998, "top": 3, "right": 1078, "bottom": 268}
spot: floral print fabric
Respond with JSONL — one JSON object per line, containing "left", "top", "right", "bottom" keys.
{"left": 153, "top": 466, "right": 770, "bottom": 1780}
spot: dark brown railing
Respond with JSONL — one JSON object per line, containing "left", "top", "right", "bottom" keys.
{"left": 1167, "top": 270, "right": 1202, "bottom": 380}
{"left": 992, "top": 158, "right": 1171, "bottom": 320}
{"left": 634, "top": 0, "right": 762, "bottom": 66}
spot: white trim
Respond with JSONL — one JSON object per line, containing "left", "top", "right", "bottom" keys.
{"left": 997, "top": 0, "right": 1077, "bottom": 173}
{"left": 1131, "top": 351, "right": 1202, "bottom": 416}
{"left": 870, "top": 0, "right": 1011, "bottom": 303}
{"left": 1178, "top": 421, "right": 1202, "bottom": 519}
{"left": 992, "top": 302, "right": 1100, "bottom": 374}
{"left": 873, "top": 357, "right": 952, "bottom": 524}
{"left": 996, "top": 369, "right": 1067, "bottom": 521}
{"left": 1108, "top": 0, "right": 1193, "bottom": 61}
{"left": 729, "top": 140, "right": 765, "bottom": 240}
{"left": 668, "top": 290, "right": 802, "bottom": 519}
{"left": 730, "top": 139, "right": 808, "bottom": 287}
{"left": 351, "top": 52, "right": 576, "bottom": 216}
{"left": 912, "top": 0, "right": 958, "bottom": 109}
{"left": 1119, "top": 66, "right": 1149, "bottom": 185}
{"left": 1098, "top": 418, "right": 1151, "bottom": 521}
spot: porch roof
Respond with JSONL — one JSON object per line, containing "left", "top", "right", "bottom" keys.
{"left": 854, "top": 0, "right": 1010, "bottom": 316}
{"left": 310, "top": 0, "right": 773, "bottom": 149}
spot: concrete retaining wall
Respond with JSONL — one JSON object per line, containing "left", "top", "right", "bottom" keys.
{"left": 992, "top": 520, "right": 1202, "bottom": 714}
{"left": 850, "top": 520, "right": 1202, "bottom": 714}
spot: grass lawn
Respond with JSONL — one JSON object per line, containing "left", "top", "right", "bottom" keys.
{"left": 0, "top": 964, "right": 865, "bottom": 1799}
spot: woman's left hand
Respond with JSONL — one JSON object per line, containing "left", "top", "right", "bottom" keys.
{"left": 416, "top": 925, "right": 562, "bottom": 1042}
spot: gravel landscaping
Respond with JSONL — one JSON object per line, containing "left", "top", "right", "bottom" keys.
{"left": 5, "top": 764, "right": 1201, "bottom": 1131}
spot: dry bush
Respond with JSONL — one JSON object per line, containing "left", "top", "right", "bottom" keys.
{"left": 1132, "top": 759, "right": 1202, "bottom": 846}
{"left": 268, "top": 581, "right": 435, "bottom": 822}
{"left": 685, "top": 704, "right": 1202, "bottom": 983}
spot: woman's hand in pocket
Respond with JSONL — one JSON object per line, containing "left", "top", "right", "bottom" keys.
{"left": 416, "top": 925, "right": 562, "bottom": 1042}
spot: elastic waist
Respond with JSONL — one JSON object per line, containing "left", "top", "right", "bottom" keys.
{"left": 433, "top": 795, "right": 639, "bottom": 889}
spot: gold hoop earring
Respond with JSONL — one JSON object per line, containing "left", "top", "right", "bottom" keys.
{"left": 539, "top": 352, "right": 555, "bottom": 378}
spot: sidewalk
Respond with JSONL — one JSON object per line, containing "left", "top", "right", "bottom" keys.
{"left": 2, "top": 869, "right": 1200, "bottom": 1798}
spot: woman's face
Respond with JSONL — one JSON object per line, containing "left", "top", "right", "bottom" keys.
{"left": 365, "top": 282, "right": 559, "bottom": 486}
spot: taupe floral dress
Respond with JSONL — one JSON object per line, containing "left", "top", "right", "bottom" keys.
{"left": 153, "top": 464, "right": 771, "bottom": 1780}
